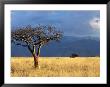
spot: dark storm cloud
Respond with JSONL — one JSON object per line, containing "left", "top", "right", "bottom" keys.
{"left": 11, "top": 10, "right": 100, "bottom": 37}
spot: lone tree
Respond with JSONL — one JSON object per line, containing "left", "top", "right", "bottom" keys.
{"left": 11, "top": 25, "right": 63, "bottom": 68}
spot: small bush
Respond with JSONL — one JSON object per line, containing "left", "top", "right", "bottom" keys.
{"left": 70, "top": 53, "right": 79, "bottom": 58}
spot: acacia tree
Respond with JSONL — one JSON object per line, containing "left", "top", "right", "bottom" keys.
{"left": 11, "top": 25, "right": 63, "bottom": 68}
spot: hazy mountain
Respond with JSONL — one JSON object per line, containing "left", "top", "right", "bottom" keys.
{"left": 11, "top": 36, "right": 100, "bottom": 57}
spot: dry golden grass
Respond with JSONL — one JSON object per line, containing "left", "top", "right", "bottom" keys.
{"left": 11, "top": 57, "right": 100, "bottom": 77}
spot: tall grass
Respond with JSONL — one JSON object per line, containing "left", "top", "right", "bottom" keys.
{"left": 11, "top": 57, "right": 100, "bottom": 77}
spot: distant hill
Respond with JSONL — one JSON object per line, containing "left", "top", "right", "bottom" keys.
{"left": 11, "top": 36, "right": 100, "bottom": 57}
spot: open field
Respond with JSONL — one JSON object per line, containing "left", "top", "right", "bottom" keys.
{"left": 11, "top": 57, "right": 100, "bottom": 77}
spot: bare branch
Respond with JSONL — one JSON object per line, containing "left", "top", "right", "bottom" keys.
{"left": 11, "top": 25, "right": 63, "bottom": 47}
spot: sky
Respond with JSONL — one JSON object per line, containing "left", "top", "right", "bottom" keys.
{"left": 11, "top": 10, "right": 100, "bottom": 37}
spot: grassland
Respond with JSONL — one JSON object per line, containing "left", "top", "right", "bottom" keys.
{"left": 11, "top": 57, "right": 100, "bottom": 77}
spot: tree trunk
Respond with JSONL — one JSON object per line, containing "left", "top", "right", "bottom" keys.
{"left": 33, "top": 53, "right": 38, "bottom": 68}
{"left": 33, "top": 45, "right": 41, "bottom": 68}
{"left": 28, "top": 45, "right": 41, "bottom": 68}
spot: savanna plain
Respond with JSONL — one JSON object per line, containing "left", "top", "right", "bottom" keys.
{"left": 11, "top": 57, "right": 100, "bottom": 77}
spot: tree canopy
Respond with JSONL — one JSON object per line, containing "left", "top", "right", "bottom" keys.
{"left": 11, "top": 25, "right": 63, "bottom": 47}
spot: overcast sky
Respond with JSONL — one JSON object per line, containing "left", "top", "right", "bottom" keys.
{"left": 11, "top": 10, "right": 100, "bottom": 37}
